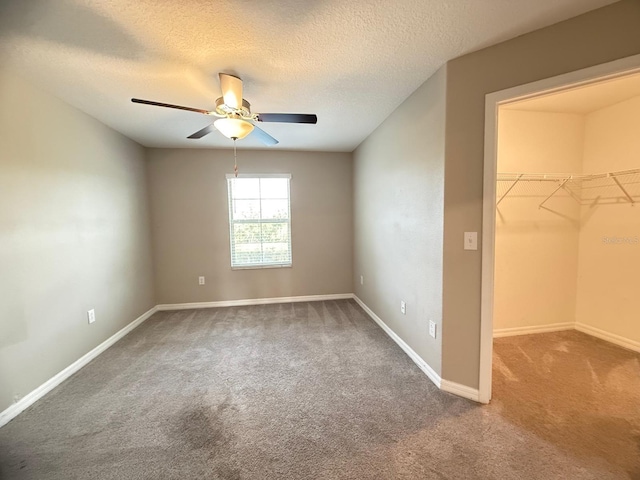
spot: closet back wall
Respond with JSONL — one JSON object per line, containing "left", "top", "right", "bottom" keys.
{"left": 146, "top": 149, "right": 353, "bottom": 304}
{"left": 576, "top": 96, "right": 640, "bottom": 344}
{"left": 494, "top": 109, "right": 584, "bottom": 332}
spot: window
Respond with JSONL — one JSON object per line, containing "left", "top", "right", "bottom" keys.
{"left": 226, "top": 174, "right": 292, "bottom": 269}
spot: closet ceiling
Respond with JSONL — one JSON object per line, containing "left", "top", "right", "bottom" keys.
{"left": 0, "top": 0, "right": 618, "bottom": 151}
{"left": 506, "top": 72, "right": 640, "bottom": 115}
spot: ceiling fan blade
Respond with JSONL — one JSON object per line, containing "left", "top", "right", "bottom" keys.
{"left": 219, "top": 73, "right": 243, "bottom": 109}
{"left": 187, "top": 124, "right": 215, "bottom": 139}
{"left": 256, "top": 113, "right": 317, "bottom": 124}
{"left": 131, "top": 98, "right": 211, "bottom": 115}
{"left": 250, "top": 124, "right": 279, "bottom": 146}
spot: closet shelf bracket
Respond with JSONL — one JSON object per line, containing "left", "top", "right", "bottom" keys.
{"left": 497, "top": 174, "right": 523, "bottom": 206}
{"left": 563, "top": 184, "right": 582, "bottom": 205}
{"left": 538, "top": 177, "right": 571, "bottom": 209}
{"left": 611, "top": 175, "right": 635, "bottom": 206}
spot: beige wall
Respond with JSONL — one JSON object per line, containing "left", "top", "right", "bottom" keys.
{"left": 442, "top": 0, "right": 640, "bottom": 388}
{"left": 495, "top": 110, "right": 584, "bottom": 330}
{"left": 146, "top": 149, "right": 352, "bottom": 304}
{"left": 576, "top": 96, "right": 640, "bottom": 342}
{"left": 353, "top": 66, "right": 446, "bottom": 375}
{"left": 0, "top": 70, "right": 155, "bottom": 412}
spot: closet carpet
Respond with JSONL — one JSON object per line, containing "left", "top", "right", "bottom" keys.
{"left": 0, "top": 301, "right": 638, "bottom": 479}
{"left": 492, "top": 330, "right": 640, "bottom": 479}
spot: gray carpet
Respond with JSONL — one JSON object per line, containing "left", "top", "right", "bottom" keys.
{"left": 0, "top": 300, "right": 637, "bottom": 479}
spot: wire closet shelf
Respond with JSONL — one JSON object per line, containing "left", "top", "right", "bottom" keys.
{"left": 497, "top": 168, "right": 640, "bottom": 208}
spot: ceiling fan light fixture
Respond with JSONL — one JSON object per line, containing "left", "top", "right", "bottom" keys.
{"left": 214, "top": 117, "right": 254, "bottom": 140}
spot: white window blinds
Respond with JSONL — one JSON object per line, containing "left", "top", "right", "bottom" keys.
{"left": 226, "top": 174, "right": 292, "bottom": 268}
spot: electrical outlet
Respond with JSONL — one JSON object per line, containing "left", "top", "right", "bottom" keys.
{"left": 400, "top": 301, "right": 406, "bottom": 315}
{"left": 360, "top": 275, "right": 364, "bottom": 285}
{"left": 429, "top": 320, "right": 437, "bottom": 338}
{"left": 198, "top": 276, "right": 205, "bottom": 285}
{"left": 87, "top": 309, "right": 96, "bottom": 324}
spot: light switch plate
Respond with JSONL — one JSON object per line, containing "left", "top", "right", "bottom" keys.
{"left": 429, "top": 320, "right": 437, "bottom": 338}
{"left": 464, "top": 232, "right": 478, "bottom": 250}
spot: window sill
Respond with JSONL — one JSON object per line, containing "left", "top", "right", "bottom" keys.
{"left": 231, "top": 263, "right": 292, "bottom": 271}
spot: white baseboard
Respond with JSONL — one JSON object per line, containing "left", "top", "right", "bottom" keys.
{"left": 0, "top": 306, "right": 158, "bottom": 429}
{"left": 156, "top": 293, "right": 354, "bottom": 311}
{"left": 440, "top": 380, "right": 480, "bottom": 402}
{"left": 352, "top": 296, "right": 443, "bottom": 388}
{"left": 493, "top": 322, "right": 574, "bottom": 338}
{"left": 575, "top": 323, "right": 640, "bottom": 353}
{"left": 494, "top": 322, "right": 640, "bottom": 354}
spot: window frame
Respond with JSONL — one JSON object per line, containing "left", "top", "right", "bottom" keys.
{"left": 226, "top": 173, "right": 293, "bottom": 270}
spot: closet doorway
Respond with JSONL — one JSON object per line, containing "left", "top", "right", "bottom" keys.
{"left": 481, "top": 55, "right": 640, "bottom": 476}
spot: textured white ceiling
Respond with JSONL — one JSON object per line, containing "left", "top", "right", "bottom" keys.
{"left": 506, "top": 71, "right": 640, "bottom": 115}
{"left": 0, "top": 0, "right": 618, "bottom": 151}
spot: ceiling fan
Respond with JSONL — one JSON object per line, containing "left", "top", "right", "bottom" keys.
{"left": 131, "top": 73, "right": 317, "bottom": 146}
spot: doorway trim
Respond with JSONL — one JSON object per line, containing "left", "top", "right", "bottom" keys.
{"left": 479, "top": 53, "right": 640, "bottom": 404}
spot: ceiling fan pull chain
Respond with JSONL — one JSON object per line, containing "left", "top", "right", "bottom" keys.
{"left": 233, "top": 138, "right": 239, "bottom": 177}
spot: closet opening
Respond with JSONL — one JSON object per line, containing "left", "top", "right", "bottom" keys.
{"left": 480, "top": 55, "right": 640, "bottom": 476}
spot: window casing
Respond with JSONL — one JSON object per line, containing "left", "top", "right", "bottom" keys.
{"left": 226, "top": 174, "right": 292, "bottom": 269}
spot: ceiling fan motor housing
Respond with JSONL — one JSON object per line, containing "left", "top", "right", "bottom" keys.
{"left": 215, "top": 97, "right": 254, "bottom": 120}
